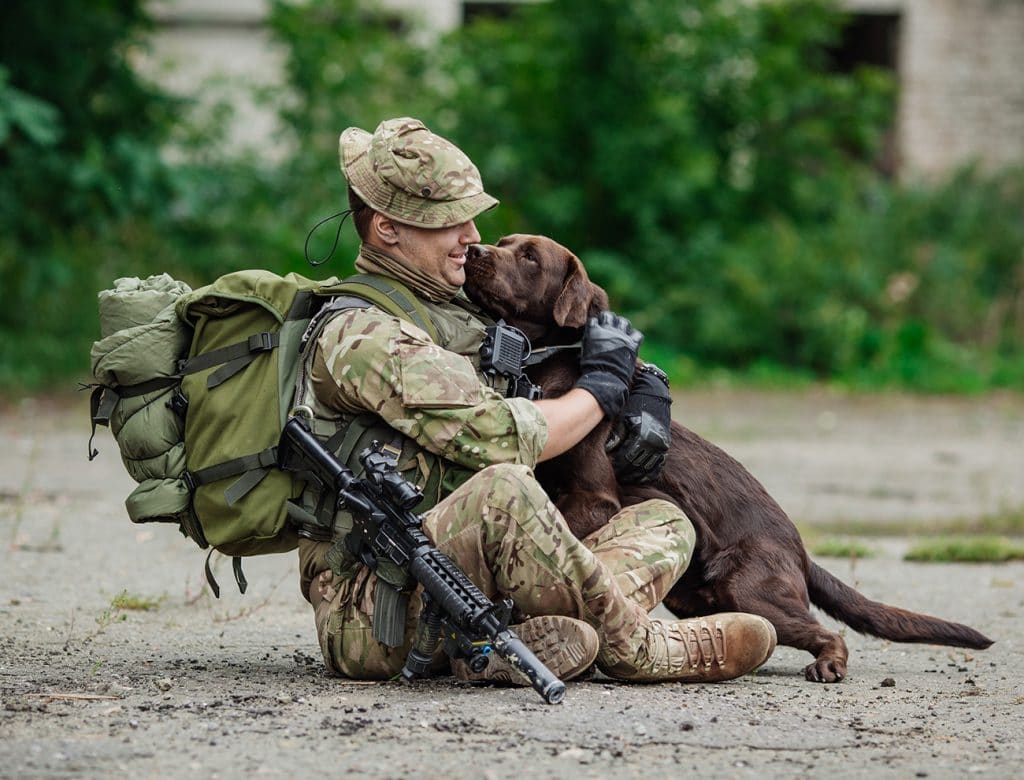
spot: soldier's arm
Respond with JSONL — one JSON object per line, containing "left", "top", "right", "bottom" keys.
{"left": 533, "top": 389, "right": 604, "bottom": 462}
{"left": 309, "top": 308, "right": 548, "bottom": 471}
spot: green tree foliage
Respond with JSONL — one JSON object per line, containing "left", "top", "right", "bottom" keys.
{"left": 0, "top": 1, "right": 180, "bottom": 387}
{"left": 435, "top": 0, "right": 896, "bottom": 359}
{"left": 434, "top": 0, "right": 1021, "bottom": 387}
{"left": 1, "top": 0, "right": 1022, "bottom": 394}
{"left": 264, "top": 0, "right": 439, "bottom": 264}
{"left": 0, "top": 1, "right": 178, "bottom": 243}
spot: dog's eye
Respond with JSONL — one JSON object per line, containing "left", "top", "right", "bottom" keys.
{"left": 522, "top": 247, "right": 538, "bottom": 264}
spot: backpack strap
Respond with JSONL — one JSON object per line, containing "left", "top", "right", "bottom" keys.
{"left": 331, "top": 273, "right": 441, "bottom": 343}
{"left": 178, "top": 332, "right": 280, "bottom": 389}
{"left": 187, "top": 446, "right": 280, "bottom": 506}
{"left": 204, "top": 550, "right": 248, "bottom": 598}
{"left": 85, "top": 379, "right": 180, "bottom": 461}
{"left": 176, "top": 288, "right": 319, "bottom": 390}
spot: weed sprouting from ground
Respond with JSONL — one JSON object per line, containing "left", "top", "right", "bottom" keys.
{"left": 109, "top": 590, "right": 165, "bottom": 611}
{"left": 5, "top": 434, "right": 42, "bottom": 548}
{"left": 798, "top": 502, "right": 1024, "bottom": 539}
{"left": 809, "top": 538, "right": 875, "bottom": 560}
{"left": 904, "top": 536, "right": 1024, "bottom": 563}
{"left": 63, "top": 590, "right": 166, "bottom": 650}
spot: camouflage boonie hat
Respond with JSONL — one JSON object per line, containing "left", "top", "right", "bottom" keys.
{"left": 340, "top": 117, "right": 498, "bottom": 229}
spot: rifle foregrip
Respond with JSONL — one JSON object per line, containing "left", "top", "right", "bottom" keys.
{"left": 493, "top": 632, "right": 566, "bottom": 705}
{"left": 410, "top": 550, "right": 490, "bottom": 623}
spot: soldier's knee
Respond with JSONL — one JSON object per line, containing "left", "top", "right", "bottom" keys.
{"left": 477, "top": 462, "right": 532, "bottom": 481}
{"left": 642, "top": 498, "right": 697, "bottom": 547}
{"left": 478, "top": 463, "right": 550, "bottom": 512}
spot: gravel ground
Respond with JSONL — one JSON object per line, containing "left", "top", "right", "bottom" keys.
{"left": 1, "top": 390, "right": 1022, "bottom": 779}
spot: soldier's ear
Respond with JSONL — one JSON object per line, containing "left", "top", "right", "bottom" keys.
{"left": 371, "top": 213, "right": 400, "bottom": 246}
{"left": 553, "top": 254, "right": 606, "bottom": 328}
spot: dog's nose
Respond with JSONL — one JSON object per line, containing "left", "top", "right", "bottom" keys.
{"left": 467, "top": 244, "right": 487, "bottom": 261}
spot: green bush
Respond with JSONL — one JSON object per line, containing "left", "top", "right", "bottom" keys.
{"left": 0, "top": 1, "right": 179, "bottom": 245}
{"left": 0, "top": 2, "right": 327, "bottom": 391}
{"left": 429, "top": 0, "right": 1023, "bottom": 390}
{"left": 436, "top": 1, "right": 894, "bottom": 298}
{"left": 905, "top": 537, "right": 1024, "bottom": 564}
{"left": 0, "top": 0, "right": 1022, "bottom": 396}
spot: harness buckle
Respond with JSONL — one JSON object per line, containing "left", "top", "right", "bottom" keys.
{"left": 247, "top": 332, "right": 275, "bottom": 353}
{"left": 166, "top": 387, "right": 189, "bottom": 419}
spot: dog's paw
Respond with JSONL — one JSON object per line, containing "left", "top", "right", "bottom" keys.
{"left": 803, "top": 658, "right": 847, "bottom": 683}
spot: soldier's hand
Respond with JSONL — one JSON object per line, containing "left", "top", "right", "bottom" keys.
{"left": 609, "top": 363, "right": 672, "bottom": 483}
{"left": 574, "top": 311, "right": 643, "bottom": 417}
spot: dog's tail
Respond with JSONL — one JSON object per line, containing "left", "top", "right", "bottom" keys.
{"left": 807, "top": 562, "right": 993, "bottom": 649}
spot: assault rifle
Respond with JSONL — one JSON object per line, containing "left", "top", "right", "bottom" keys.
{"left": 278, "top": 414, "right": 566, "bottom": 705}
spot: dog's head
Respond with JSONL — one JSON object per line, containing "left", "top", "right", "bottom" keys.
{"left": 464, "top": 234, "right": 609, "bottom": 342}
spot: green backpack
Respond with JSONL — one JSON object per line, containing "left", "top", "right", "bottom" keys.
{"left": 88, "top": 269, "right": 441, "bottom": 593}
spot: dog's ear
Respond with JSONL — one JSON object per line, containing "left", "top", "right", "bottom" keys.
{"left": 553, "top": 254, "right": 608, "bottom": 328}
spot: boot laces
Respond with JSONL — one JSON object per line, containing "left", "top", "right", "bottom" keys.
{"left": 679, "top": 619, "right": 726, "bottom": 670}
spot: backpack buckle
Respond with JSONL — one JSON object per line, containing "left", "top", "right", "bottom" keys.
{"left": 248, "top": 332, "right": 275, "bottom": 353}
{"left": 166, "top": 387, "right": 189, "bottom": 419}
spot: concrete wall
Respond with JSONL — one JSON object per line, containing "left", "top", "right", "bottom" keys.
{"left": 141, "top": 0, "right": 1024, "bottom": 174}
{"left": 142, "top": 0, "right": 287, "bottom": 153}
{"left": 894, "top": 0, "right": 1024, "bottom": 177}
{"left": 138, "top": 0, "right": 462, "bottom": 153}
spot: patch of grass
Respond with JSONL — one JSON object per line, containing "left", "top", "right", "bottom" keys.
{"left": 109, "top": 590, "right": 164, "bottom": 611}
{"left": 93, "top": 606, "right": 127, "bottom": 631}
{"left": 904, "top": 536, "right": 1024, "bottom": 563}
{"left": 800, "top": 503, "right": 1024, "bottom": 538}
{"left": 809, "top": 537, "right": 875, "bottom": 559}
{"left": 974, "top": 505, "right": 1024, "bottom": 535}
{"left": 69, "top": 590, "right": 165, "bottom": 649}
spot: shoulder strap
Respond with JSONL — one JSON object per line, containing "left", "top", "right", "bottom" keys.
{"left": 332, "top": 273, "right": 441, "bottom": 344}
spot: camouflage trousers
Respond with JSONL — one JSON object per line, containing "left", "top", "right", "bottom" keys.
{"left": 298, "top": 463, "right": 695, "bottom": 680}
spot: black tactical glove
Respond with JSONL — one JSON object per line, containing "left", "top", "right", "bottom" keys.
{"left": 574, "top": 311, "right": 643, "bottom": 418}
{"left": 608, "top": 363, "right": 672, "bottom": 483}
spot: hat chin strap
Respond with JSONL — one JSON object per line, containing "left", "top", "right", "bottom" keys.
{"left": 356, "top": 243, "right": 461, "bottom": 303}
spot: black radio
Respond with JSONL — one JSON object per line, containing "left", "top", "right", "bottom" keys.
{"left": 479, "top": 322, "right": 544, "bottom": 400}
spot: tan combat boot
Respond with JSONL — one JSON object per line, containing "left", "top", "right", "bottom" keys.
{"left": 598, "top": 612, "right": 777, "bottom": 683}
{"left": 452, "top": 615, "right": 600, "bottom": 685}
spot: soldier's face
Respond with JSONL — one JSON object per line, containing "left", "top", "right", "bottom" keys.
{"left": 394, "top": 219, "right": 481, "bottom": 288}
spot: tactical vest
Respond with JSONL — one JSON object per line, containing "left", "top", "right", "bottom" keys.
{"left": 287, "top": 274, "right": 501, "bottom": 576}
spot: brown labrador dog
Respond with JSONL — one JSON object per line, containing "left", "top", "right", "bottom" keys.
{"left": 464, "top": 233, "right": 993, "bottom": 682}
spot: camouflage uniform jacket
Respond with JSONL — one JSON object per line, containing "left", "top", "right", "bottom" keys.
{"left": 297, "top": 298, "right": 548, "bottom": 483}
{"left": 291, "top": 288, "right": 548, "bottom": 598}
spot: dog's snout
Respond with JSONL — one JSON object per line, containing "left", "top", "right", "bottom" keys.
{"left": 467, "top": 244, "right": 487, "bottom": 262}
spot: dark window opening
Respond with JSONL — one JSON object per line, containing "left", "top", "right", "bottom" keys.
{"left": 830, "top": 13, "right": 900, "bottom": 73}
{"left": 463, "top": 2, "right": 520, "bottom": 25}
{"left": 829, "top": 13, "right": 902, "bottom": 175}
{"left": 368, "top": 11, "right": 407, "bottom": 35}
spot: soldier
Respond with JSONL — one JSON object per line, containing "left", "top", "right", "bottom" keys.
{"left": 294, "top": 117, "right": 777, "bottom": 686}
